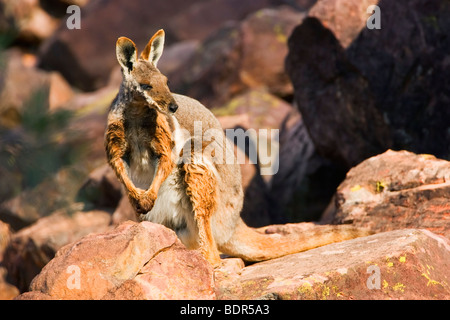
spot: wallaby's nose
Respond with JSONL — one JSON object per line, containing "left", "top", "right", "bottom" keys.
{"left": 169, "top": 103, "right": 178, "bottom": 113}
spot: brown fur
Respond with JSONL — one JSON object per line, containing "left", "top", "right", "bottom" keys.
{"left": 179, "top": 138, "right": 222, "bottom": 264}
{"left": 105, "top": 119, "right": 142, "bottom": 206}
{"left": 144, "top": 113, "right": 175, "bottom": 207}
{"left": 105, "top": 105, "right": 175, "bottom": 213}
{"left": 184, "top": 161, "right": 221, "bottom": 265}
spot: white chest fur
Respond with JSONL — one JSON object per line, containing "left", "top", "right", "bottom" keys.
{"left": 140, "top": 168, "right": 197, "bottom": 248}
{"left": 129, "top": 115, "right": 197, "bottom": 247}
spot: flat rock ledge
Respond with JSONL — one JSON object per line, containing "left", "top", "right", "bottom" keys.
{"left": 214, "top": 229, "right": 450, "bottom": 300}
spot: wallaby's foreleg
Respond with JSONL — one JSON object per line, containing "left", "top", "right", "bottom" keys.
{"left": 140, "top": 113, "right": 175, "bottom": 212}
{"left": 105, "top": 119, "right": 145, "bottom": 211}
{"left": 184, "top": 160, "right": 221, "bottom": 267}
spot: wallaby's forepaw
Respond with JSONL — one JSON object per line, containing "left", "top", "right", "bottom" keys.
{"left": 130, "top": 190, "right": 156, "bottom": 215}
{"left": 138, "top": 193, "right": 156, "bottom": 214}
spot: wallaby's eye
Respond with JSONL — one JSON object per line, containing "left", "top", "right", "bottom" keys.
{"left": 139, "top": 83, "right": 152, "bottom": 91}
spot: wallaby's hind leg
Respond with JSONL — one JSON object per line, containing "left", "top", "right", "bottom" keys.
{"left": 183, "top": 160, "right": 221, "bottom": 267}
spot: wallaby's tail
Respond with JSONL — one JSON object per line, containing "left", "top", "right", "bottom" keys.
{"left": 219, "top": 219, "right": 372, "bottom": 262}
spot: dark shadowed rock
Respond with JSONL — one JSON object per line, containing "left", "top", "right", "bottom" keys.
{"left": 76, "top": 164, "right": 122, "bottom": 210}
{"left": 286, "top": 16, "right": 391, "bottom": 168}
{"left": 215, "top": 89, "right": 294, "bottom": 226}
{"left": 268, "top": 108, "right": 346, "bottom": 222}
{"left": 286, "top": 0, "right": 450, "bottom": 168}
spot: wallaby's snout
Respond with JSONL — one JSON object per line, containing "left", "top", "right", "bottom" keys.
{"left": 169, "top": 102, "right": 178, "bottom": 113}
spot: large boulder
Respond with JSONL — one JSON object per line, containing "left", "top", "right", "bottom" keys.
{"left": 286, "top": 0, "right": 450, "bottom": 169}
{"left": 16, "top": 221, "right": 215, "bottom": 299}
{"left": 322, "top": 150, "right": 450, "bottom": 239}
{"left": 215, "top": 228, "right": 450, "bottom": 299}
{"left": 2, "top": 210, "right": 112, "bottom": 292}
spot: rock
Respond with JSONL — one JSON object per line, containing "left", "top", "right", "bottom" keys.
{"left": 322, "top": 150, "right": 450, "bottom": 239}
{"left": 2, "top": 210, "right": 112, "bottom": 292}
{"left": 0, "top": 0, "right": 59, "bottom": 45}
{"left": 216, "top": 114, "right": 267, "bottom": 226}
{"left": 233, "top": 141, "right": 271, "bottom": 228}
{"left": 13, "top": 291, "right": 52, "bottom": 300}
{"left": 18, "top": 221, "right": 215, "bottom": 299}
{"left": 37, "top": 0, "right": 308, "bottom": 92}
{"left": 171, "top": 7, "right": 305, "bottom": 108}
{"left": 0, "top": 267, "right": 19, "bottom": 300}
{"left": 165, "top": 0, "right": 274, "bottom": 42}
{"left": 236, "top": 7, "right": 301, "bottom": 98}
{"left": 0, "top": 221, "right": 18, "bottom": 300}
{"left": 215, "top": 229, "right": 450, "bottom": 299}
{"left": 267, "top": 108, "right": 345, "bottom": 222}
{"left": 0, "top": 49, "right": 48, "bottom": 128}
{"left": 37, "top": 0, "right": 209, "bottom": 91}
{"left": 308, "top": 0, "right": 375, "bottom": 48}
{"left": 291, "top": 0, "right": 318, "bottom": 11}
{"left": 214, "top": 90, "right": 294, "bottom": 226}
{"left": 158, "top": 40, "right": 200, "bottom": 76}
{"left": 0, "top": 166, "right": 93, "bottom": 231}
{"left": 0, "top": 220, "right": 12, "bottom": 260}
{"left": 111, "top": 194, "right": 138, "bottom": 225}
{"left": 76, "top": 164, "right": 122, "bottom": 210}
{"left": 102, "top": 240, "right": 214, "bottom": 300}
{"left": 0, "top": 54, "right": 73, "bottom": 113}
{"left": 0, "top": 60, "right": 98, "bottom": 219}
{"left": 64, "top": 90, "right": 113, "bottom": 167}
{"left": 286, "top": 0, "right": 450, "bottom": 168}
{"left": 48, "top": 72, "right": 74, "bottom": 110}
{"left": 286, "top": 17, "right": 391, "bottom": 168}
{"left": 216, "top": 89, "right": 292, "bottom": 181}
{"left": 215, "top": 89, "right": 293, "bottom": 131}
{"left": 0, "top": 194, "right": 42, "bottom": 231}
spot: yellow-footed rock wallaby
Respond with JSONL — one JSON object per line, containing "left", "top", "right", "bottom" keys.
{"left": 105, "top": 29, "right": 370, "bottom": 267}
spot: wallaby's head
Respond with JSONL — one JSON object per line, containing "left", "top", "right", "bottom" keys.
{"left": 116, "top": 29, "right": 178, "bottom": 114}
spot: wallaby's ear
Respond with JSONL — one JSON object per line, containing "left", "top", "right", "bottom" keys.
{"left": 140, "top": 29, "right": 165, "bottom": 67}
{"left": 116, "top": 37, "right": 138, "bottom": 72}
